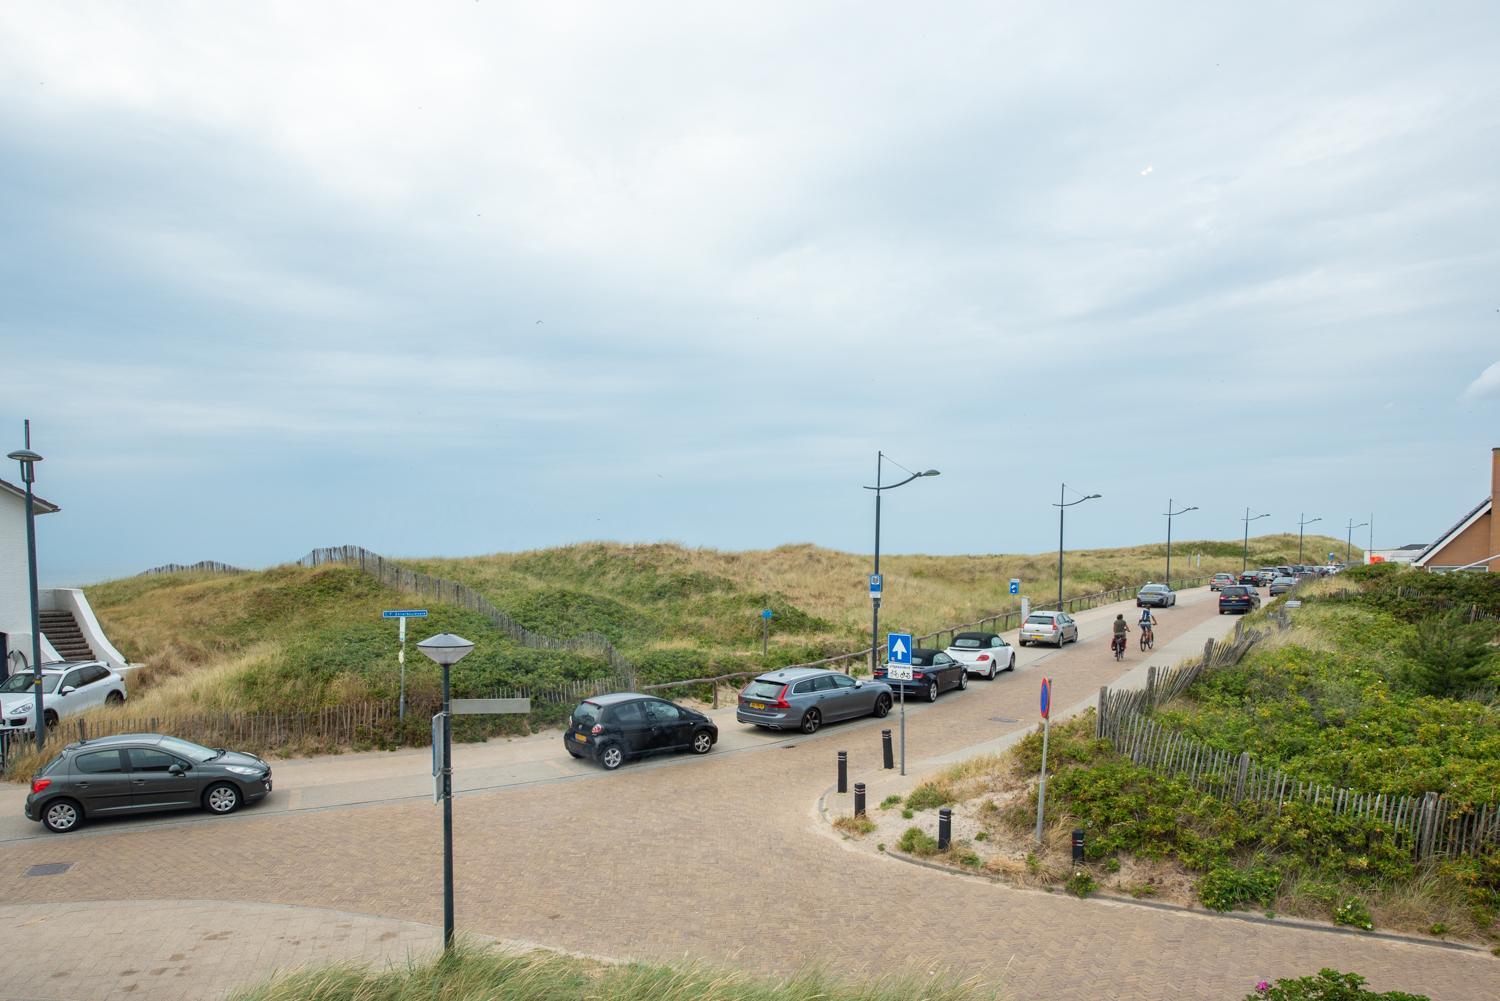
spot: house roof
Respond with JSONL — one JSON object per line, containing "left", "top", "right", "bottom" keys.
{"left": 0, "top": 477, "right": 59, "bottom": 514}
{"left": 1413, "top": 497, "right": 1491, "bottom": 567}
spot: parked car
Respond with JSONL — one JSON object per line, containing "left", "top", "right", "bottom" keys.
{"left": 1268, "top": 575, "right": 1297, "bottom": 596}
{"left": 1218, "top": 584, "right": 1261, "bottom": 615}
{"left": 1210, "top": 573, "right": 1235, "bottom": 591}
{"left": 25, "top": 733, "right": 272, "bottom": 834}
{"left": 1, "top": 661, "right": 126, "bottom": 731}
{"left": 1255, "top": 569, "right": 1278, "bottom": 586}
{"left": 944, "top": 632, "right": 1015, "bottom": 679}
{"left": 568, "top": 693, "right": 718, "bottom": 768}
{"left": 1018, "top": 611, "right": 1079, "bottom": 647}
{"left": 872, "top": 648, "right": 967, "bottom": 702}
{"left": 1275, "top": 565, "right": 1294, "bottom": 578}
{"left": 1136, "top": 583, "right": 1177, "bottom": 608}
{"left": 1236, "top": 571, "right": 1260, "bottom": 586}
{"left": 736, "top": 668, "right": 892, "bottom": 735}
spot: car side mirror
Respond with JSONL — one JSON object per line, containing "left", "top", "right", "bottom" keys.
{"left": 854, "top": 679, "right": 863, "bottom": 687}
{"left": 59, "top": 686, "right": 75, "bottom": 696}
{"left": 168, "top": 762, "right": 187, "bottom": 775}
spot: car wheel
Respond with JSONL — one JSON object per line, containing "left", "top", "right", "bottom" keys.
{"left": 43, "top": 710, "right": 58, "bottom": 728}
{"left": 800, "top": 708, "right": 822, "bottom": 734}
{"left": 957, "top": 672, "right": 968, "bottom": 691}
{"left": 925, "top": 681, "right": 939, "bottom": 703}
{"left": 204, "top": 782, "right": 240, "bottom": 815}
{"left": 872, "top": 694, "right": 892, "bottom": 718}
{"left": 691, "top": 729, "right": 714, "bottom": 754}
{"left": 105, "top": 691, "right": 125, "bottom": 706}
{"left": 42, "top": 798, "right": 82, "bottom": 834}
{"left": 599, "top": 743, "right": 626, "bottom": 770}
{"left": 1007, "top": 653, "right": 1016, "bottom": 673}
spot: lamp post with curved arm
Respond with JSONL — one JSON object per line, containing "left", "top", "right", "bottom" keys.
{"left": 1163, "top": 500, "right": 1197, "bottom": 588}
{"left": 7, "top": 426, "right": 44, "bottom": 748}
{"left": 1297, "top": 514, "right": 1322, "bottom": 564}
{"left": 1242, "top": 508, "right": 1270, "bottom": 571}
{"left": 1053, "top": 485, "right": 1102, "bottom": 610}
{"left": 1346, "top": 519, "right": 1368, "bottom": 565}
{"left": 864, "top": 453, "right": 940, "bottom": 671}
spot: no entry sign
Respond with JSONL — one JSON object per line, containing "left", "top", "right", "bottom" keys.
{"left": 1039, "top": 677, "right": 1051, "bottom": 719}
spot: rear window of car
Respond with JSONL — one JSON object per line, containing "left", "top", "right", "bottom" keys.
{"left": 744, "top": 680, "right": 785, "bottom": 700}
{"left": 950, "top": 637, "right": 985, "bottom": 648}
{"left": 1221, "top": 586, "right": 1249, "bottom": 596}
{"left": 571, "top": 702, "right": 602, "bottom": 727}
{"left": 1142, "top": 585, "right": 1166, "bottom": 593}
{"left": 1025, "top": 614, "right": 1055, "bottom": 625}
{"left": 37, "top": 754, "right": 66, "bottom": 777}
{"left": 911, "top": 653, "right": 932, "bottom": 666}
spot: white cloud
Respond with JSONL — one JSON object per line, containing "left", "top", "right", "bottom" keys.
{"left": 1462, "top": 359, "right": 1500, "bottom": 400}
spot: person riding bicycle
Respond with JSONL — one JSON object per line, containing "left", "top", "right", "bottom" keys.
{"left": 1138, "top": 607, "right": 1157, "bottom": 644}
{"left": 1111, "top": 613, "right": 1130, "bottom": 654}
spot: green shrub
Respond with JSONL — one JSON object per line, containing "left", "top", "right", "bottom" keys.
{"left": 1198, "top": 865, "right": 1282, "bottom": 912}
{"left": 898, "top": 826, "right": 939, "bottom": 857}
{"left": 1066, "top": 870, "right": 1097, "bottom": 897}
{"left": 1332, "top": 897, "right": 1375, "bottom": 930}
{"left": 1244, "top": 969, "right": 1428, "bottom": 1001}
{"left": 904, "top": 782, "right": 954, "bottom": 811}
{"left": 880, "top": 794, "right": 902, "bottom": 809}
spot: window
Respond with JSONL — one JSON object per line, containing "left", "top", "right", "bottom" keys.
{"left": 911, "top": 653, "right": 930, "bottom": 666}
{"left": 571, "top": 703, "right": 601, "bottom": 727}
{"left": 127, "top": 748, "right": 180, "bottom": 773}
{"left": 61, "top": 670, "right": 86, "bottom": 692}
{"left": 990, "top": 637, "right": 1004, "bottom": 648}
{"left": 156, "top": 736, "right": 218, "bottom": 762}
{"left": 75, "top": 750, "right": 125, "bottom": 774}
{"left": 830, "top": 674, "right": 857, "bottom": 690}
{"left": 644, "top": 701, "right": 681, "bottom": 724}
{"left": 792, "top": 680, "right": 815, "bottom": 695}
{"left": 1024, "top": 614, "right": 1053, "bottom": 626}
{"left": 934, "top": 653, "right": 953, "bottom": 666}
{"left": 609, "top": 702, "right": 645, "bottom": 726}
{"left": 809, "top": 675, "right": 837, "bottom": 692}
{"left": 79, "top": 665, "right": 109, "bottom": 686}
{"left": 950, "top": 636, "right": 984, "bottom": 649}
{"left": 0, "top": 673, "right": 57, "bottom": 694}
{"left": 743, "top": 680, "right": 784, "bottom": 700}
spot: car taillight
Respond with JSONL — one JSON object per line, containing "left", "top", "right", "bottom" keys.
{"left": 590, "top": 724, "right": 603, "bottom": 735}
{"left": 913, "top": 671, "right": 925, "bottom": 679}
{"left": 976, "top": 654, "right": 990, "bottom": 662}
{"left": 30, "top": 778, "right": 50, "bottom": 795}
{"left": 774, "top": 686, "right": 791, "bottom": 710}
{"left": 1051, "top": 622, "right": 1058, "bottom": 631}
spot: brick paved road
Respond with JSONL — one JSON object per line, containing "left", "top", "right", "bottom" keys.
{"left": 0, "top": 589, "right": 1493, "bottom": 1001}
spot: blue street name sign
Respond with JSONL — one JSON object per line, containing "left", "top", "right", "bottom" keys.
{"left": 382, "top": 609, "right": 429, "bottom": 619}
{"left": 868, "top": 573, "right": 883, "bottom": 595}
{"left": 761, "top": 609, "right": 773, "bottom": 619}
{"left": 1009, "top": 578, "right": 1020, "bottom": 595}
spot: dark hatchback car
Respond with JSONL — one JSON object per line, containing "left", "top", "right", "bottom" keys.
{"left": 566, "top": 693, "right": 717, "bottom": 771}
{"left": 25, "top": 733, "right": 273, "bottom": 833}
{"left": 871, "top": 648, "right": 967, "bottom": 702}
{"left": 1218, "top": 585, "right": 1262, "bottom": 615}
{"left": 1237, "top": 571, "right": 1260, "bottom": 586}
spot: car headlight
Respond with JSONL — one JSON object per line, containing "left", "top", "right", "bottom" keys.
{"left": 224, "top": 765, "right": 263, "bottom": 777}
{"left": 7, "top": 708, "right": 28, "bottom": 719}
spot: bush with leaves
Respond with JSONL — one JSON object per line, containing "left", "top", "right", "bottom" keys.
{"left": 1243, "top": 968, "right": 1429, "bottom": 1001}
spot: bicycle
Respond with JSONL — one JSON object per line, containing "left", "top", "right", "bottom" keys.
{"left": 1139, "top": 626, "right": 1154, "bottom": 651}
{"left": 1111, "top": 633, "right": 1127, "bottom": 661}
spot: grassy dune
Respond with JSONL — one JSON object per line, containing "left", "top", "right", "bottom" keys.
{"left": 84, "top": 533, "right": 1352, "bottom": 722}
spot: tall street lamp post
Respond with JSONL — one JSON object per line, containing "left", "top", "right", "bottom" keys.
{"left": 7, "top": 428, "right": 44, "bottom": 748}
{"left": 416, "top": 631, "right": 475, "bottom": 951}
{"left": 863, "top": 453, "right": 939, "bottom": 671}
{"left": 1053, "top": 485, "right": 1101, "bottom": 609}
{"left": 1241, "top": 508, "right": 1270, "bottom": 572}
{"left": 1346, "top": 519, "right": 1368, "bottom": 565}
{"left": 1296, "top": 514, "right": 1321, "bottom": 564}
{"left": 1163, "top": 500, "right": 1197, "bottom": 588}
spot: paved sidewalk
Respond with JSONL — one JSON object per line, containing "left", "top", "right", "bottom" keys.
{"left": 0, "top": 899, "right": 443, "bottom": 1001}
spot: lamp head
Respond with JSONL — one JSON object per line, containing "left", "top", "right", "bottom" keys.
{"left": 7, "top": 448, "right": 41, "bottom": 484}
{"left": 921, "top": 469, "right": 940, "bottom": 477}
{"left": 416, "top": 632, "right": 475, "bottom": 666}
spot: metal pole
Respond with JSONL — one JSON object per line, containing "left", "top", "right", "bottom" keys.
{"left": 1298, "top": 513, "right": 1305, "bottom": 563}
{"left": 1243, "top": 506, "right": 1250, "bottom": 572}
{"left": 398, "top": 616, "right": 407, "bottom": 723}
{"left": 1034, "top": 712, "right": 1051, "bottom": 842}
{"left": 1056, "top": 482, "right": 1065, "bottom": 609}
{"left": 761, "top": 615, "right": 768, "bottom": 655}
{"left": 20, "top": 422, "right": 43, "bottom": 749}
{"left": 441, "top": 660, "right": 454, "bottom": 949}
{"left": 1165, "top": 497, "right": 1173, "bottom": 587}
{"left": 898, "top": 681, "right": 905, "bottom": 776}
{"left": 870, "top": 452, "right": 882, "bottom": 673}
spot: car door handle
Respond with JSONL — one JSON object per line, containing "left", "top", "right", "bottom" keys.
{"left": 132, "top": 779, "right": 147, "bottom": 786}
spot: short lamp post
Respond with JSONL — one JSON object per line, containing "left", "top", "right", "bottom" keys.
{"left": 7, "top": 436, "right": 44, "bottom": 748}
{"left": 1241, "top": 508, "right": 1269, "bottom": 571}
{"left": 1053, "top": 485, "right": 1101, "bottom": 609}
{"left": 416, "top": 631, "right": 474, "bottom": 951}
{"left": 1163, "top": 500, "right": 1197, "bottom": 588}
{"left": 1346, "top": 520, "right": 1368, "bottom": 565}
{"left": 1297, "top": 514, "right": 1321, "bottom": 564}
{"left": 863, "top": 453, "right": 939, "bottom": 671}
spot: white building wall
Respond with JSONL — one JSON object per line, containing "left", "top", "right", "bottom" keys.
{"left": 0, "top": 489, "right": 58, "bottom": 669}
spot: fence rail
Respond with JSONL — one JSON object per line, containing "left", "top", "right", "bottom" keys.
{"left": 1092, "top": 603, "right": 1499, "bottom": 860}
{"left": 139, "top": 560, "right": 246, "bottom": 576}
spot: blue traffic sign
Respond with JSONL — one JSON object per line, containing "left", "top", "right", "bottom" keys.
{"left": 868, "top": 574, "right": 883, "bottom": 594}
{"left": 382, "top": 609, "right": 429, "bottom": 619}
{"left": 761, "top": 609, "right": 774, "bottom": 619}
{"left": 1009, "top": 578, "right": 1020, "bottom": 595}
{"left": 887, "top": 632, "right": 912, "bottom": 666}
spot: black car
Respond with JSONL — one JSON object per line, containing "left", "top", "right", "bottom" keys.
{"left": 1237, "top": 571, "right": 1260, "bottom": 586}
{"left": 1218, "top": 585, "right": 1262, "bottom": 615}
{"left": 566, "top": 693, "right": 717, "bottom": 771}
{"left": 25, "top": 733, "right": 273, "bottom": 833}
{"left": 871, "top": 647, "right": 968, "bottom": 702}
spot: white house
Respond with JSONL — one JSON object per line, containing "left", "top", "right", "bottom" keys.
{"left": 1, "top": 477, "right": 61, "bottom": 673}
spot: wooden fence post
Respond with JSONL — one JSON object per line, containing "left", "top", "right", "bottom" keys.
{"left": 1233, "top": 751, "right": 1251, "bottom": 803}
{"left": 1096, "top": 687, "right": 1107, "bottom": 738}
{"left": 1417, "top": 791, "right": 1440, "bottom": 860}
{"left": 1145, "top": 665, "right": 1157, "bottom": 709}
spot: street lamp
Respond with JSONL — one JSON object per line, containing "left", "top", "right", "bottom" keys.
{"left": 416, "top": 631, "right": 474, "bottom": 951}
{"left": 1163, "top": 500, "right": 1197, "bottom": 588}
{"left": 863, "top": 453, "right": 939, "bottom": 671}
{"left": 7, "top": 431, "right": 44, "bottom": 748}
{"left": 1346, "top": 519, "right": 1369, "bottom": 564}
{"left": 1053, "top": 485, "right": 1102, "bottom": 609}
{"left": 1241, "top": 508, "right": 1270, "bottom": 571}
{"left": 1296, "top": 514, "right": 1322, "bottom": 564}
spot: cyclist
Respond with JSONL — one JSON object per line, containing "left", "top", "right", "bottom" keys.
{"left": 1138, "top": 606, "right": 1157, "bottom": 647}
{"left": 1111, "top": 613, "right": 1130, "bottom": 657}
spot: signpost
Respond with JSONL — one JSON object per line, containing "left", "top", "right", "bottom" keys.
{"left": 868, "top": 574, "right": 883, "bottom": 603}
{"left": 761, "top": 608, "right": 773, "bottom": 655}
{"left": 887, "top": 631, "right": 912, "bottom": 775}
{"left": 384, "top": 609, "right": 428, "bottom": 722}
{"left": 1009, "top": 578, "right": 1020, "bottom": 596}
{"left": 1034, "top": 677, "right": 1052, "bottom": 842}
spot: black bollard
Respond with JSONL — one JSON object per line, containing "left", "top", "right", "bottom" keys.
{"left": 881, "top": 729, "right": 894, "bottom": 769}
{"left": 1072, "top": 828, "right": 1085, "bottom": 863}
{"left": 837, "top": 750, "right": 848, "bottom": 793}
{"left": 853, "top": 782, "right": 866, "bottom": 817}
{"left": 938, "top": 807, "right": 952, "bottom": 850}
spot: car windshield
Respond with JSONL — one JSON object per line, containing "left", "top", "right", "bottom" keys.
{"left": 949, "top": 637, "right": 986, "bottom": 649}
{"left": 0, "top": 673, "right": 57, "bottom": 694}
{"left": 1025, "top": 614, "right": 1054, "bottom": 625}
{"left": 743, "top": 680, "right": 785, "bottom": 699}
{"left": 156, "top": 736, "right": 220, "bottom": 762}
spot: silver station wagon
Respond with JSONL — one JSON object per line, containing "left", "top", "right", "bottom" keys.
{"left": 736, "top": 668, "right": 893, "bottom": 734}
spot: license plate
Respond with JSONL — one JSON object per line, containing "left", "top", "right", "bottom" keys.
{"left": 750, "top": 702, "right": 766, "bottom": 710}
{"left": 574, "top": 732, "right": 587, "bottom": 742}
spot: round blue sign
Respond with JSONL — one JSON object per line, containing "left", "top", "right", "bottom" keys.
{"left": 761, "top": 609, "right": 773, "bottom": 619}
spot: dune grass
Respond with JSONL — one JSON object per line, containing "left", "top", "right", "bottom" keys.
{"left": 226, "top": 941, "right": 1002, "bottom": 1001}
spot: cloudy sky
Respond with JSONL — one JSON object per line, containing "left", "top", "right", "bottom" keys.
{"left": 2, "top": 1, "right": 1497, "bottom": 585}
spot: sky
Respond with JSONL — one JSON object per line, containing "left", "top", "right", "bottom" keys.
{"left": 1, "top": 1, "right": 1497, "bottom": 586}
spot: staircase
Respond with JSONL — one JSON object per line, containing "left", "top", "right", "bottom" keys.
{"left": 40, "top": 610, "right": 95, "bottom": 662}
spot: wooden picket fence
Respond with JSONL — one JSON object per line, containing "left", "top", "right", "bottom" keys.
{"left": 140, "top": 560, "right": 246, "bottom": 575}
{"left": 1093, "top": 610, "right": 1500, "bottom": 860}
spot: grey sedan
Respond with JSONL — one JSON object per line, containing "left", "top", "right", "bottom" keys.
{"left": 1268, "top": 575, "right": 1297, "bottom": 596}
{"left": 737, "top": 668, "right": 893, "bottom": 734}
{"left": 25, "top": 733, "right": 273, "bottom": 833}
{"left": 1136, "top": 584, "right": 1177, "bottom": 608}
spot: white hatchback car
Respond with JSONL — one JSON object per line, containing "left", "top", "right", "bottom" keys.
{"left": 0, "top": 661, "right": 127, "bottom": 730}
